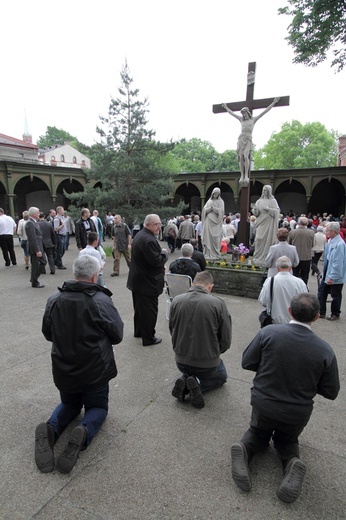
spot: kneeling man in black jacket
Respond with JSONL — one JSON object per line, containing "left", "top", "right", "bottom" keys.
{"left": 35, "top": 255, "right": 124, "bottom": 474}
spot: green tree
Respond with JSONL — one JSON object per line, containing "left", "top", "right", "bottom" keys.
{"left": 68, "top": 62, "right": 185, "bottom": 224}
{"left": 214, "top": 149, "right": 239, "bottom": 172}
{"left": 279, "top": 0, "right": 346, "bottom": 72}
{"left": 253, "top": 120, "right": 338, "bottom": 170}
{"left": 37, "top": 126, "right": 91, "bottom": 156}
{"left": 171, "top": 138, "right": 218, "bottom": 172}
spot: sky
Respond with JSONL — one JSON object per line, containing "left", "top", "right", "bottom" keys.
{"left": 1, "top": 0, "right": 345, "bottom": 153}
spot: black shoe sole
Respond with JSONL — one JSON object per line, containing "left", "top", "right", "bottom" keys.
{"left": 35, "top": 423, "right": 55, "bottom": 473}
{"left": 172, "top": 378, "right": 187, "bottom": 402}
{"left": 231, "top": 443, "right": 251, "bottom": 492}
{"left": 56, "top": 426, "right": 86, "bottom": 474}
{"left": 186, "top": 377, "right": 205, "bottom": 408}
{"left": 277, "top": 458, "right": 306, "bottom": 503}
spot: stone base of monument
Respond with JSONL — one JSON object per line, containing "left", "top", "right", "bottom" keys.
{"left": 205, "top": 258, "right": 267, "bottom": 299}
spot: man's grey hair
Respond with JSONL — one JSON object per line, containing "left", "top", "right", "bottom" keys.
{"left": 28, "top": 207, "right": 39, "bottom": 216}
{"left": 144, "top": 214, "right": 160, "bottom": 226}
{"left": 181, "top": 243, "right": 194, "bottom": 257}
{"left": 276, "top": 255, "right": 292, "bottom": 269}
{"left": 317, "top": 226, "right": 325, "bottom": 233}
{"left": 298, "top": 216, "right": 308, "bottom": 226}
{"left": 73, "top": 255, "right": 99, "bottom": 280}
{"left": 326, "top": 222, "right": 340, "bottom": 233}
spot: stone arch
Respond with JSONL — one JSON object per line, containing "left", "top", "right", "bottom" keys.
{"left": 0, "top": 180, "right": 7, "bottom": 210}
{"left": 309, "top": 178, "right": 345, "bottom": 217}
{"left": 13, "top": 176, "right": 51, "bottom": 217}
{"left": 56, "top": 178, "right": 85, "bottom": 210}
{"left": 174, "top": 182, "right": 201, "bottom": 213}
{"left": 274, "top": 179, "right": 306, "bottom": 215}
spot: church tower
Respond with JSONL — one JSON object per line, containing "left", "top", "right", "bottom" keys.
{"left": 22, "top": 109, "right": 32, "bottom": 144}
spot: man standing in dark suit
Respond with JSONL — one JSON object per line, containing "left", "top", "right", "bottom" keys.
{"left": 127, "top": 214, "right": 168, "bottom": 346}
{"left": 38, "top": 213, "right": 57, "bottom": 275}
{"left": 231, "top": 293, "right": 339, "bottom": 504}
{"left": 26, "top": 207, "right": 45, "bottom": 288}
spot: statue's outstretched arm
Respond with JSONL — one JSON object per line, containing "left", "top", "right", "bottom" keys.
{"left": 253, "top": 97, "right": 280, "bottom": 123}
{"left": 222, "top": 103, "right": 243, "bottom": 122}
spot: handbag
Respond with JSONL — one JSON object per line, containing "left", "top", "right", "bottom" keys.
{"left": 258, "top": 276, "right": 274, "bottom": 328}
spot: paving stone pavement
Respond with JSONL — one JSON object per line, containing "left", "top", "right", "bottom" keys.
{"left": 0, "top": 238, "right": 345, "bottom": 520}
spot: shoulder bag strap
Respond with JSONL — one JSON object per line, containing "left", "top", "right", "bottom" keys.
{"left": 268, "top": 276, "right": 274, "bottom": 315}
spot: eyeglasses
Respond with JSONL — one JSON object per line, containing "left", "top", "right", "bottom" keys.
{"left": 151, "top": 222, "right": 162, "bottom": 227}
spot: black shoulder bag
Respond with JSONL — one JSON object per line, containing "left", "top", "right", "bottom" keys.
{"left": 259, "top": 276, "right": 274, "bottom": 328}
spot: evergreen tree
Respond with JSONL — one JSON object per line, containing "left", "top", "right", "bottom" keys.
{"left": 68, "top": 62, "right": 185, "bottom": 224}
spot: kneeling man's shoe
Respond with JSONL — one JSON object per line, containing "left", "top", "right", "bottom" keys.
{"left": 186, "top": 376, "right": 205, "bottom": 408}
{"left": 276, "top": 457, "right": 306, "bottom": 503}
{"left": 56, "top": 425, "right": 86, "bottom": 474}
{"left": 172, "top": 375, "right": 188, "bottom": 402}
{"left": 143, "top": 337, "right": 162, "bottom": 346}
{"left": 231, "top": 442, "right": 252, "bottom": 492}
{"left": 35, "top": 423, "right": 56, "bottom": 473}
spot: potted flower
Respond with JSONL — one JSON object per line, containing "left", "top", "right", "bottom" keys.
{"left": 232, "top": 243, "right": 250, "bottom": 262}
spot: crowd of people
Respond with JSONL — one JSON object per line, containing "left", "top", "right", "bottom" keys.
{"left": 0, "top": 204, "right": 345, "bottom": 503}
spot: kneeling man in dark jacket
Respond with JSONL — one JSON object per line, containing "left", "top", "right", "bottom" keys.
{"left": 169, "top": 270, "right": 232, "bottom": 409}
{"left": 35, "top": 255, "right": 124, "bottom": 474}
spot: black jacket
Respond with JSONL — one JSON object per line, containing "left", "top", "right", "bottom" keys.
{"left": 127, "top": 227, "right": 167, "bottom": 296}
{"left": 75, "top": 218, "right": 96, "bottom": 249}
{"left": 42, "top": 281, "right": 123, "bottom": 393}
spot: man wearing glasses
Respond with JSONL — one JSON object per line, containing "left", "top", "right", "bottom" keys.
{"left": 127, "top": 214, "right": 168, "bottom": 346}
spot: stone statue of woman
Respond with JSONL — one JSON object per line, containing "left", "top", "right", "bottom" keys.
{"left": 202, "top": 187, "right": 225, "bottom": 260}
{"left": 222, "top": 97, "right": 280, "bottom": 187}
{"left": 251, "top": 185, "right": 280, "bottom": 263}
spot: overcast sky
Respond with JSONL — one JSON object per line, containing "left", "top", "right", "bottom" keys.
{"left": 1, "top": 0, "right": 345, "bottom": 153}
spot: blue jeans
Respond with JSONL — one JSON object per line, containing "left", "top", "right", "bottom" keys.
{"left": 55, "top": 234, "right": 66, "bottom": 267}
{"left": 176, "top": 359, "right": 227, "bottom": 393}
{"left": 47, "top": 384, "right": 109, "bottom": 448}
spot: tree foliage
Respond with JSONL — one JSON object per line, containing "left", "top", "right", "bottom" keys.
{"left": 171, "top": 138, "right": 239, "bottom": 172}
{"left": 253, "top": 120, "right": 338, "bottom": 170}
{"left": 67, "top": 62, "right": 186, "bottom": 225}
{"left": 37, "top": 126, "right": 91, "bottom": 156}
{"left": 279, "top": 0, "right": 346, "bottom": 72}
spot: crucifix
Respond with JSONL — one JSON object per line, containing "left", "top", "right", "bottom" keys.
{"left": 213, "top": 62, "right": 289, "bottom": 246}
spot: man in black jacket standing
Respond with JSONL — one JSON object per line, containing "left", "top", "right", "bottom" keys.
{"left": 231, "top": 293, "right": 339, "bottom": 504}
{"left": 75, "top": 208, "right": 96, "bottom": 250}
{"left": 35, "top": 255, "right": 124, "bottom": 474}
{"left": 127, "top": 214, "right": 167, "bottom": 346}
{"left": 26, "top": 206, "right": 45, "bottom": 288}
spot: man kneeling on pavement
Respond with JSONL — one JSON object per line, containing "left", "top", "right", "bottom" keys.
{"left": 169, "top": 270, "right": 232, "bottom": 408}
{"left": 34, "top": 255, "right": 124, "bottom": 474}
{"left": 231, "top": 292, "right": 339, "bottom": 503}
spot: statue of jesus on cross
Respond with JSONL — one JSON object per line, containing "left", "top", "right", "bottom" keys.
{"left": 222, "top": 96, "right": 280, "bottom": 187}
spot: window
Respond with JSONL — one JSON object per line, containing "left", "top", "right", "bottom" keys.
{"left": 73, "top": 156, "right": 77, "bottom": 164}
{"left": 60, "top": 154, "right": 65, "bottom": 162}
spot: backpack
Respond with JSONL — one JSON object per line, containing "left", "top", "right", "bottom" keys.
{"left": 168, "top": 227, "right": 176, "bottom": 238}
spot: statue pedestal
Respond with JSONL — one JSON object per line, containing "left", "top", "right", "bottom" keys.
{"left": 206, "top": 263, "right": 267, "bottom": 299}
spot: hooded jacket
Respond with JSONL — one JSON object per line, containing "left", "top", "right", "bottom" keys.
{"left": 42, "top": 281, "right": 123, "bottom": 393}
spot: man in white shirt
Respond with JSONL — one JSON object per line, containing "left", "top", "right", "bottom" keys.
{"left": 259, "top": 256, "right": 308, "bottom": 324}
{"left": 0, "top": 207, "right": 17, "bottom": 266}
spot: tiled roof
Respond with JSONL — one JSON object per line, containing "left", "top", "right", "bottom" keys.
{"left": 0, "top": 133, "right": 38, "bottom": 150}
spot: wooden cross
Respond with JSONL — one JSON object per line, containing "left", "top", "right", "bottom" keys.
{"left": 213, "top": 62, "right": 289, "bottom": 246}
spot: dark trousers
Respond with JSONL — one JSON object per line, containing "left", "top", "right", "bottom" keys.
{"left": 55, "top": 235, "right": 66, "bottom": 267}
{"left": 30, "top": 254, "right": 41, "bottom": 286}
{"left": 47, "top": 384, "right": 109, "bottom": 448}
{"left": 44, "top": 247, "right": 56, "bottom": 274}
{"left": 293, "top": 260, "right": 311, "bottom": 286}
{"left": 132, "top": 292, "right": 159, "bottom": 346}
{"left": 0, "top": 234, "right": 16, "bottom": 265}
{"left": 176, "top": 359, "right": 227, "bottom": 393}
{"left": 318, "top": 281, "right": 343, "bottom": 317}
{"left": 241, "top": 407, "right": 310, "bottom": 469}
